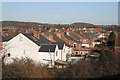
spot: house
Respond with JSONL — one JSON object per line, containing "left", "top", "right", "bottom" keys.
{"left": 2, "top": 33, "right": 66, "bottom": 67}
{"left": 91, "top": 39, "right": 102, "bottom": 47}
{"left": 2, "top": 33, "right": 41, "bottom": 64}
{"left": 52, "top": 42, "right": 67, "bottom": 61}
{"left": 38, "top": 44, "right": 59, "bottom": 67}
{"left": 53, "top": 33, "right": 72, "bottom": 60}
{"left": 61, "top": 32, "right": 81, "bottom": 55}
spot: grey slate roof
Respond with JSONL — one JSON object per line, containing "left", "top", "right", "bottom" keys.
{"left": 69, "top": 32, "right": 81, "bottom": 40}
{"left": 0, "top": 33, "right": 12, "bottom": 42}
{"left": 23, "top": 33, "right": 41, "bottom": 46}
{"left": 39, "top": 34, "right": 52, "bottom": 44}
{"left": 2, "top": 29, "right": 9, "bottom": 31}
{"left": 74, "top": 31, "right": 91, "bottom": 39}
{"left": 23, "top": 33, "right": 52, "bottom": 46}
{"left": 53, "top": 34, "right": 71, "bottom": 47}
{"left": 52, "top": 42, "right": 64, "bottom": 50}
{"left": 39, "top": 45, "right": 56, "bottom": 52}
{"left": 64, "top": 33, "right": 81, "bottom": 43}
{"left": 90, "top": 32, "right": 99, "bottom": 37}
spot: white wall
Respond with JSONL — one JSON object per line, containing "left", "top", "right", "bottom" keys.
{"left": 91, "top": 42, "right": 101, "bottom": 47}
{"left": 66, "top": 46, "right": 72, "bottom": 55}
{"left": 3, "top": 33, "right": 41, "bottom": 64}
{"left": 61, "top": 44, "right": 66, "bottom": 61}
{"left": 98, "top": 34, "right": 105, "bottom": 38}
{"left": 2, "top": 33, "right": 69, "bottom": 66}
{"left": 82, "top": 44, "right": 89, "bottom": 47}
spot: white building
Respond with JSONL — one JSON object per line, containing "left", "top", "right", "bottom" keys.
{"left": 2, "top": 33, "right": 67, "bottom": 67}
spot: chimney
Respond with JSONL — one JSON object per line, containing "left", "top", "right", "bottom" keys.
{"left": 63, "top": 30, "right": 66, "bottom": 32}
{"left": 25, "top": 29, "right": 28, "bottom": 33}
{"left": 13, "top": 29, "right": 16, "bottom": 33}
{"left": 2, "top": 31, "right": 6, "bottom": 37}
{"left": 61, "top": 32, "right": 64, "bottom": 39}
{"left": 18, "top": 31, "right": 22, "bottom": 34}
{"left": 39, "top": 28, "right": 41, "bottom": 33}
{"left": 48, "top": 34, "right": 54, "bottom": 42}
{"left": 80, "top": 30, "right": 82, "bottom": 34}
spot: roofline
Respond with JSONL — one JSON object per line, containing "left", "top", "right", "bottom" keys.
{"left": 22, "top": 33, "right": 40, "bottom": 46}
{"left": 40, "top": 44, "right": 56, "bottom": 45}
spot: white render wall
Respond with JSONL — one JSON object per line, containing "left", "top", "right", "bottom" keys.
{"left": 91, "top": 42, "right": 101, "bottom": 47}
{"left": 2, "top": 33, "right": 69, "bottom": 66}
{"left": 98, "top": 34, "right": 105, "bottom": 38}
{"left": 82, "top": 44, "right": 89, "bottom": 47}
{"left": 66, "top": 46, "right": 72, "bottom": 55}
{"left": 58, "top": 44, "right": 66, "bottom": 61}
{"left": 3, "top": 33, "right": 59, "bottom": 66}
{"left": 3, "top": 34, "right": 40, "bottom": 63}
{"left": 38, "top": 45, "right": 59, "bottom": 65}
{"left": 61, "top": 44, "right": 66, "bottom": 61}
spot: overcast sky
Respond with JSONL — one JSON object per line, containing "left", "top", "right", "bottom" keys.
{"left": 2, "top": 2, "right": 118, "bottom": 25}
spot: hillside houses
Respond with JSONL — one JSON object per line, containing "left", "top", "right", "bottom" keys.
{"left": 0, "top": 21, "right": 113, "bottom": 68}
{"left": 1, "top": 33, "right": 69, "bottom": 68}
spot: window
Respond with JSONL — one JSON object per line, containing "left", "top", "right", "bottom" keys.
{"left": 56, "top": 51, "right": 58, "bottom": 56}
{"left": 80, "top": 52, "right": 82, "bottom": 55}
{"left": 73, "top": 43, "right": 76, "bottom": 48}
{"left": 6, "top": 33, "right": 8, "bottom": 36}
{"left": 19, "top": 36, "right": 22, "bottom": 42}
{"left": 8, "top": 53, "right": 10, "bottom": 57}
{"left": 76, "top": 52, "right": 78, "bottom": 54}
{"left": 83, "top": 40, "right": 86, "bottom": 43}
{"left": 85, "top": 52, "right": 88, "bottom": 55}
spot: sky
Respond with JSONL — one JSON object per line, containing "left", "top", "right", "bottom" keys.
{"left": 2, "top": 2, "right": 118, "bottom": 25}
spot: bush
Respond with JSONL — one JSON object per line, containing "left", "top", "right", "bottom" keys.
{"left": 2, "top": 55, "right": 118, "bottom": 78}
{"left": 2, "top": 57, "right": 55, "bottom": 78}
{"left": 57, "top": 61, "right": 101, "bottom": 78}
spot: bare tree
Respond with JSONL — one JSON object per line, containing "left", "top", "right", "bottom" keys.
{"left": 1, "top": 42, "right": 11, "bottom": 67}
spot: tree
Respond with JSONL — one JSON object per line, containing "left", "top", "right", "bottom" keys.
{"left": 47, "top": 27, "right": 51, "bottom": 31}
{"left": 73, "top": 25, "right": 75, "bottom": 28}
{"left": 1, "top": 43, "right": 11, "bottom": 67}
{"left": 57, "top": 61, "right": 101, "bottom": 78}
{"left": 107, "top": 32, "right": 115, "bottom": 47}
{"left": 43, "top": 26, "right": 45, "bottom": 29}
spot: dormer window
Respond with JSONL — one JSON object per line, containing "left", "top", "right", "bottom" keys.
{"left": 8, "top": 53, "right": 10, "bottom": 57}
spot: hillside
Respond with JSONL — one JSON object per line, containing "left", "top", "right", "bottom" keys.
{"left": 0, "top": 21, "right": 110, "bottom": 28}
{"left": 1, "top": 21, "right": 47, "bottom": 27}
{"left": 71, "top": 22, "right": 96, "bottom": 28}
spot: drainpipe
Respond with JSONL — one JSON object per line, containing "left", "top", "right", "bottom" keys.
{"left": 49, "top": 49, "right": 52, "bottom": 66}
